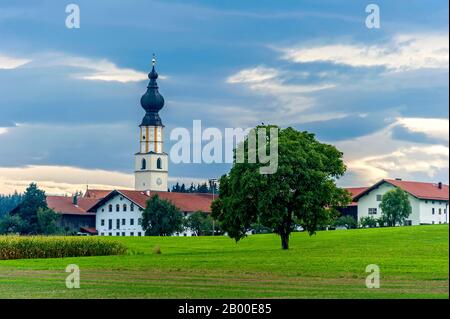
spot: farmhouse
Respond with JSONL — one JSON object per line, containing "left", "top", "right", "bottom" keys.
{"left": 353, "top": 179, "right": 449, "bottom": 225}
{"left": 88, "top": 190, "right": 214, "bottom": 236}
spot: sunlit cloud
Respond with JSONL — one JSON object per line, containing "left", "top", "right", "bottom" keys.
{"left": 0, "top": 165, "right": 210, "bottom": 195}
{"left": 337, "top": 119, "right": 449, "bottom": 186}
{"left": 396, "top": 117, "right": 449, "bottom": 142}
{"left": 0, "top": 54, "right": 31, "bottom": 69}
{"left": 279, "top": 33, "right": 449, "bottom": 71}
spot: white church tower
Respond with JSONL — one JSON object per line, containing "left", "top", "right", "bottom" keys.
{"left": 134, "top": 56, "right": 168, "bottom": 191}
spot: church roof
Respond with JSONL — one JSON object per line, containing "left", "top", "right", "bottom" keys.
{"left": 139, "top": 56, "right": 165, "bottom": 126}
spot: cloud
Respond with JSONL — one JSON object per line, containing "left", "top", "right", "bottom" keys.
{"left": 279, "top": 33, "right": 449, "bottom": 71}
{"left": 336, "top": 118, "right": 449, "bottom": 186}
{"left": 225, "top": 66, "right": 339, "bottom": 125}
{"left": 0, "top": 165, "right": 134, "bottom": 195}
{"left": 0, "top": 54, "right": 31, "bottom": 69}
{"left": 0, "top": 127, "right": 8, "bottom": 135}
{"left": 396, "top": 117, "right": 449, "bottom": 142}
{"left": 24, "top": 53, "right": 150, "bottom": 83}
{"left": 0, "top": 164, "right": 212, "bottom": 195}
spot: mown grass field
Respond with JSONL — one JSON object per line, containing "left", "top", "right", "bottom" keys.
{"left": 0, "top": 225, "right": 448, "bottom": 298}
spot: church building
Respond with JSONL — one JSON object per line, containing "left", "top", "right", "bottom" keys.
{"left": 44, "top": 57, "right": 215, "bottom": 236}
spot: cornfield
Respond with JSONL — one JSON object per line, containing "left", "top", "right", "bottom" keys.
{"left": 0, "top": 236, "right": 127, "bottom": 260}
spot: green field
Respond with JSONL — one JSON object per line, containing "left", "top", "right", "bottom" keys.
{"left": 0, "top": 225, "right": 448, "bottom": 298}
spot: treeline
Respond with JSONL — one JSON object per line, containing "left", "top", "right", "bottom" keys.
{"left": 170, "top": 182, "right": 218, "bottom": 194}
{"left": 0, "top": 192, "right": 23, "bottom": 218}
{"left": 0, "top": 183, "right": 62, "bottom": 235}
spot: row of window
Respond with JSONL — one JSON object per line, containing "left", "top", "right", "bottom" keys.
{"left": 100, "top": 232, "right": 142, "bottom": 236}
{"left": 100, "top": 218, "right": 142, "bottom": 230}
{"left": 432, "top": 208, "right": 446, "bottom": 215}
{"left": 425, "top": 200, "right": 446, "bottom": 205}
{"left": 102, "top": 203, "right": 144, "bottom": 213}
{"left": 141, "top": 158, "right": 163, "bottom": 170}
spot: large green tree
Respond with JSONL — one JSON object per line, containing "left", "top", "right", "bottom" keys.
{"left": 379, "top": 188, "right": 412, "bottom": 226}
{"left": 141, "top": 194, "right": 184, "bottom": 236}
{"left": 212, "top": 126, "right": 350, "bottom": 249}
{"left": 10, "top": 183, "right": 47, "bottom": 234}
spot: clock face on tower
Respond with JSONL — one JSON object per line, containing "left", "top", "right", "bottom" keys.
{"left": 156, "top": 177, "right": 162, "bottom": 186}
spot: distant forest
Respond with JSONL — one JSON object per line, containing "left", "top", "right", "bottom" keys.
{"left": 0, "top": 192, "right": 24, "bottom": 218}
{"left": 170, "top": 182, "right": 218, "bottom": 194}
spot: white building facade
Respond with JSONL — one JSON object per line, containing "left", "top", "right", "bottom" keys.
{"left": 355, "top": 179, "right": 449, "bottom": 225}
{"left": 91, "top": 190, "right": 213, "bottom": 236}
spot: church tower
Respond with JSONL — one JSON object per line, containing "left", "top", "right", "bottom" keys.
{"left": 134, "top": 56, "right": 168, "bottom": 191}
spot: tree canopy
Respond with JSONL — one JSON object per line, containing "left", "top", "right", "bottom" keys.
{"left": 379, "top": 188, "right": 412, "bottom": 226}
{"left": 211, "top": 126, "right": 350, "bottom": 249}
{"left": 141, "top": 194, "right": 184, "bottom": 236}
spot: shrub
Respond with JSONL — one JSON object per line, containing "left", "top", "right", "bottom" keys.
{"left": 0, "top": 236, "right": 127, "bottom": 260}
{"left": 334, "top": 215, "right": 358, "bottom": 229}
{"left": 360, "top": 216, "right": 378, "bottom": 228}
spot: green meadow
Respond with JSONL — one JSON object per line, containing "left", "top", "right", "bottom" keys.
{"left": 0, "top": 225, "right": 448, "bottom": 298}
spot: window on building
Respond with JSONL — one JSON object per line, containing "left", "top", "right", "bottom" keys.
{"left": 116, "top": 232, "right": 120, "bottom": 236}
{"left": 101, "top": 208, "right": 104, "bottom": 212}
{"left": 101, "top": 219, "right": 105, "bottom": 226}
{"left": 432, "top": 208, "right": 435, "bottom": 215}
{"left": 432, "top": 201, "right": 435, "bottom": 204}
{"left": 116, "top": 204, "right": 120, "bottom": 212}
{"left": 141, "top": 158, "right": 146, "bottom": 170}
{"left": 439, "top": 208, "right": 442, "bottom": 215}
{"left": 116, "top": 219, "right": 120, "bottom": 229}
{"left": 376, "top": 195, "right": 382, "bottom": 201}
{"left": 368, "top": 208, "right": 377, "bottom": 215}
{"left": 130, "top": 219, "right": 134, "bottom": 226}
{"left": 432, "top": 221, "right": 435, "bottom": 224}
{"left": 404, "top": 220, "right": 412, "bottom": 226}
{"left": 108, "top": 232, "right": 112, "bottom": 236}
{"left": 108, "top": 204, "right": 112, "bottom": 212}
{"left": 123, "top": 204, "right": 127, "bottom": 212}
{"left": 157, "top": 158, "right": 162, "bottom": 169}
{"left": 130, "top": 232, "right": 134, "bottom": 236}
{"left": 425, "top": 200, "right": 428, "bottom": 204}
{"left": 122, "top": 232, "right": 125, "bottom": 236}
{"left": 108, "top": 219, "right": 112, "bottom": 230}
{"left": 138, "top": 232, "right": 142, "bottom": 236}
{"left": 184, "top": 212, "right": 187, "bottom": 217}
{"left": 130, "top": 203, "right": 134, "bottom": 212}
{"left": 100, "top": 233, "right": 104, "bottom": 236}
{"left": 122, "top": 218, "right": 126, "bottom": 225}
{"left": 138, "top": 218, "right": 142, "bottom": 225}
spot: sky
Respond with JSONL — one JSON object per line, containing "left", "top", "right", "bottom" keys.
{"left": 0, "top": 0, "right": 448, "bottom": 195}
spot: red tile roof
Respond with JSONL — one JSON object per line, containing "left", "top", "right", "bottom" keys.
{"left": 89, "top": 190, "right": 216, "bottom": 213}
{"left": 384, "top": 179, "right": 449, "bottom": 201}
{"left": 47, "top": 196, "right": 98, "bottom": 215}
{"left": 344, "top": 187, "right": 369, "bottom": 206}
{"left": 353, "top": 179, "right": 449, "bottom": 201}
{"left": 84, "top": 189, "right": 112, "bottom": 199}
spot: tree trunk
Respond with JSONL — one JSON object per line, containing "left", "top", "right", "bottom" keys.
{"left": 280, "top": 233, "right": 289, "bottom": 250}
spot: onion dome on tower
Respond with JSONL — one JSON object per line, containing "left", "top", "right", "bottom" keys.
{"left": 140, "top": 54, "right": 165, "bottom": 126}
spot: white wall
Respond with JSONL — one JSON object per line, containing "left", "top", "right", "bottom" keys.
{"left": 134, "top": 153, "right": 168, "bottom": 191}
{"left": 95, "top": 194, "right": 198, "bottom": 236}
{"left": 419, "top": 199, "right": 448, "bottom": 225}
{"left": 95, "top": 195, "right": 145, "bottom": 236}
{"left": 357, "top": 182, "right": 418, "bottom": 225}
